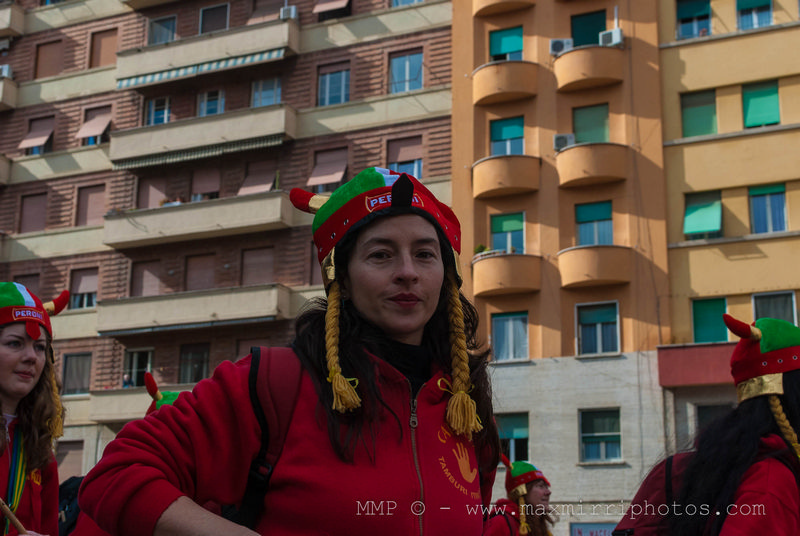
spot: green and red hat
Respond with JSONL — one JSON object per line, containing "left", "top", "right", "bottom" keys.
{"left": 0, "top": 282, "right": 68, "bottom": 340}
{"left": 502, "top": 454, "right": 550, "bottom": 495}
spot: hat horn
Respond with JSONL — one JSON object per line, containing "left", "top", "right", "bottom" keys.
{"left": 724, "top": 313, "right": 762, "bottom": 341}
{"left": 43, "top": 290, "right": 70, "bottom": 316}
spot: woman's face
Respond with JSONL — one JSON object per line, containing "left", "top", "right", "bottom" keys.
{"left": 525, "top": 480, "right": 551, "bottom": 509}
{"left": 343, "top": 214, "right": 445, "bottom": 345}
{"left": 0, "top": 323, "right": 48, "bottom": 414}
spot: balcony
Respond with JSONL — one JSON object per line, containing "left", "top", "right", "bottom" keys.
{"left": 86, "top": 387, "right": 161, "bottom": 423}
{"left": 554, "top": 46, "right": 624, "bottom": 92}
{"left": 109, "top": 104, "right": 296, "bottom": 169}
{"left": 472, "top": 252, "right": 541, "bottom": 297}
{"left": 50, "top": 308, "right": 98, "bottom": 340}
{"left": 0, "top": 74, "right": 17, "bottom": 111}
{"left": 116, "top": 18, "right": 298, "bottom": 90}
{"left": 0, "top": 2, "right": 24, "bottom": 37}
{"left": 472, "top": 155, "right": 540, "bottom": 199}
{"left": 10, "top": 145, "right": 111, "bottom": 184}
{"left": 1, "top": 227, "right": 108, "bottom": 264}
{"left": 473, "top": 61, "right": 537, "bottom": 106}
{"left": 121, "top": 0, "right": 179, "bottom": 9}
{"left": 103, "top": 191, "right": 312, "bottom": 249}
{"left": 558, "top": 245, "right": 632, "bottom": 288}
{"left": 96, "top": 284, "right": 295, "bottom": 336}
{"left": 556, "top": 143, "right": 628, "bottom": 188}
{"left": 473, "top": 0, "right": 535, "bottom": 17}
{"left": 0, "top": 154, "right": 8, "bottom": 185}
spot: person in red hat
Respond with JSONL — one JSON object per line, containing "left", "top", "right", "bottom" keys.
{"left": 0, "top": 282, "right": 67, "bottom": 536}
{"left": 79, "top": 168, "right": 500, "bottom": 536}
{"left": 668, "top": 314, "right": 800, "bottom": 535}
{"left": 485, "top": 456, "right": 554, "bottom": 536}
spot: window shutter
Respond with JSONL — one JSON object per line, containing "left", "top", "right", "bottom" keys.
{"left": 200, "top": 5, "right": 229, "bottom": 33}
{"left": 185, "top": 255, "right": 215, "bottom": 291}
{"left": 387, "top": 137, "right": 422, "bottom": 163}
{"left": 131, "top": 261, "right": 160, "bottom": 297}
{"left": 573, "top": 104, "right": 609, "bottom": 144}
{"left": 90, "top": 29, "right": 118, "bottom": 68}
{"left": 19, "top": 116, "right": 55, "bottom": 149}
{"left": 137, "top": 177, "right": 166, "bottom": 209}
{"left": 241, "top": 247, "right": 274, "bottom": 286}
{"left": 192, "top": 169, "right": 221, "bottom": 195}
{"left": 71, "top": 268, "right": 98, "bottom": 294}
{"left": 579, "top": 304, "right": 616, "bottom": 325}
{"left": 692, "top": 298, "right": 727, "bottom": 342}
{"left": 76, "top": 106, "right": 112, "bottom": 140}
{"left": 489, "top": 27, "right": 523, "bottom": 56}
{"left": 307, "top": 148, "right": 348, "bottom": 186}
{"left": 571, "top": 10, "right": 606, "bottom": 47}
{"left": 490, "top": 117, "right": 524, "bottom": 141}
{"left": 496, "top": 414, "right": 528, "bottom": 439}
{"left": 681, "top": 90, "right": 716, "bottom": 137}
{"left": 313, "top": 0, "right": 350, "bottom": 13}
{"left": 749, "top": 183, "right": 784, "bottom": 196}
{"left": 737, "top": 0, "right": 770, "bottom": 10}
{"left": 77, "top": 185, "right": 106, "bottom": 226}
{"left": 575, "top": 201, "right": 612, "bottom": 223}
{"left": 318, "top": 62, "right": 349, "bottom": 75}
{"left": 491, "top": 213, "right": 524, "bottom": 233}
{"left": 35, "top": 41, "right": 63, "bottom": 79}
{"left": 239, "top": 161, "right": 276, "bottom": 195}
{"left": 20, "top": 193, "right": 47, "bottom": 233}
{"left": 742, "top": 80, "right": 779, "bottom": 128}
{"left": 13, "top": 274, "right": 40, "bottom": 296}
{"left": 684, "top": 192, "right": 722, "bottom": 234}
{"left": 677, "top": 0, "right": 710, "bottom": 19}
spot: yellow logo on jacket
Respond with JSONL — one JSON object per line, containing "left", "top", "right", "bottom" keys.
{"left": 437, "top": 425, "right": 480, "bottom": 500}
{"left": 28, "top": 469, "right": 41, "bottom": 486}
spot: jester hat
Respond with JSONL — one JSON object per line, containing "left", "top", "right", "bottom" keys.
{"left": 501, "top": 454, "right": 550, "bottom": 496}
{"left": 290, "top": 167, "right": 480, "bottom": 438}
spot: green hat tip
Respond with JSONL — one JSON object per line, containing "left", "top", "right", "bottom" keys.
{"left": 754, "top": 317, "right": 800, "bottom": 354}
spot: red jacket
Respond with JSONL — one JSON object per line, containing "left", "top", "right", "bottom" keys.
{"left": 0, "top": 420, "right": 58, "bottom": 536}
{"left": 79, "top": 352, "right": 495, "bottom": 536}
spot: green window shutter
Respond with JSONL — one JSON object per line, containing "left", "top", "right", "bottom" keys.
{"left": 683, "top": 191, "right": 722, "bottom": 234}
{"left": 574, "top": 104, "right": 609, "bottom": 143}
{"left": 742, "top": 80, "right": 779, "bottom": 128}
{"left": 491, "top": 213, "right": 524, "bottom": 233}
{"left": 490, "top": 27, "right": 523, "bottom": 57}
{"left": 681, "top": 90, "right": 717, "bottom": 137}
{"left": 579, "top": 304, "right": 617, "bottom": 325}
{"left": 692, "top": 298, "right": 727, "bottom": 343}
{"left": 571, "top": 10, "right": 606, "bottom": 47}
{"left": 749, "top": 183, "right": 785, "bottom": 196}
{"left": 581, "top": 410, "right": 620, "bottom": 434}
{"left": 677, "top": 0, "right": 710, "bottom": 19}
{"left": 737, "top": 0, "right": 770, "bottom": 10}
{"left": 490, "top": 116, "right": 524, "bottom": 141}
{"left": 575, "top": 201, "right": 612, "bottom": 223}
{"left": 496, "top": 413, "right": 528, "bottom": 439}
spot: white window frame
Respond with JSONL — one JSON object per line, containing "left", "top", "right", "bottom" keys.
{"left": 389, "top": 51, "right": 423, "bottom": 94}
{"left": 318, "top": 68, "right": 350, "bottom": 107}
{"left": 148, "top": 15, "right": 177, "bottom": 45}
{"left": 575, "top": 300, "right": 620, "bottom": 356}
{"left": 387, "top": 159, "right": 422, "bottom": 178}
{"left": 69, "top": 291, "right": 97, "bottom": 310}
{"left": 677, "top": 15, "right": 710, "bottom": 39}
{"left": 63, "top": 353, "right": 91, "bottom": 396}
{"left": 199, "top": 3, "right": 230, "bottom": 34}
{"left": 123, "top": 348, "right": 153, "bottom": 388}
{"left": 392, "top": 0, "right": 423, "bottom": 6}
{"left": 738, "top": 3, "right": 772, "bottom": 30}
{"left": 491, "top": 312, "right": 528, "bottom": 361}
{"left": 579, "top": 408, "right": 622, "bottom": 462}
{"left": 252, "top": 78, "right": 281, "bottom": 108}
{"left": 198, "top": 90, "right": 225, "bottom": 117}
{"left": 749, "top": 189, "right": 786, "bottom": 234}
{"left": 752, "top": 291, "right": 797, "bottom": 325}
{"left": 145, "top": 97, "right": 170, "bottom": 126}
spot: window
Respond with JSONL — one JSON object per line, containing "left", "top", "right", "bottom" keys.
{"left": 491, "top": 213, "right": 524, "bottom": 254}
{"left": 392, "top": 0, "right": 423, "bottom": 5}
{"left": 489, "top": 27, "right": 523, "bottom": 62}
{"left": 63, "top": 353, "right": 91, "bottom": 395}
{"left": 580, "top": 409, "right": 621, "bottom": 462}
{"left": 491, "top": 312, "right": 528, "bottom": 361}
{"left": 123, "top": 350, "right": 152, "bottom": 387}
{"left": 191, "top": 169, "right": 221, "bottom": 201}
{"left": 490, "top": 116, "right": 524, "bottom": 156}
{"left": 19, "top": 116, "right": 55, "bottom": 156}
{"left": 750, "top": 184, "right": 786, "bottom": 234}
{"left": 389, "top": 50, "right": 423, "bottom": 93}
{"left": 13, "top": 274, "right": 40, "bottom": 297}
{"left": 237, "top": 338, "right": 269, "bottom": 358}
{"left": 318, "top": 63, "right": 350, "bottom": 106}
{"left": 738, "top": 0, "right": 771, "bottom": 30}
{"left": 577, "top": 302, "right": 619, "bottom": 355}
{"left": 89, "top": 29, "right": 118, "bottom": 68}
{"left": 131, "top": 261, "right": 160, "bottom": 297}
{"left": 179, "top": 344, "right": 209, "bottom": 383}
{"left": 42, "top": 0, "right": 67, "bottom": 4}
{"left": 576, "top": 201, "right": 612, "bottom": 246}
{"left": 145, "top": 98, "right": 170, "bottom": 126}
{"left": 69, "top": 268, "right": 98, "bottom": 309}
{"left": 239, "top": 161, "right": 276, "bottom": 195}
{"left": 77, "top": 106, "right": 112, "bottom": 146}
{"left": 573, "top": 104, "right": 609, "bottom": 144}
{"left": 198, "top": 90, "right": 225, "bottom": 117}
{"left": 149, "top": 16, "right": 176, "bottom": 45}
{"left": 76, "top": 185, "right": 105, "bottom": 227}
{"left": 242, "top": 248, "right": 275, "bottom": 285}
{"left": 307, "top": 148, "right": 348, "bottom": 194}
{"left": 754, "top": 292, "right": 796, "bottom": 324}
{"left": 252, "top": 79, "right": 281, "bottom": 107}
{"left": 684, "top": 191, "right": 722, "bottom": 240}
{"left": 185, "top": 254, "right": 215, "bottom": 291}
{"left": 314, "top": 0, "right": 351, "bottom": 22}
{"left": 571, "top": 10, "right": 606, "bottom": 47}
{"left": 742, "top": 80, "right": 779, "bottom": 128}
{"left": 200, "top": 4, "right": 229, "bottom": 34}
{"left": 497, "top": 413, "right": 528, "bottom": 462}
{"left": 35, "top": 41, "right": 63, "bottom": 79}
{"left": 681, "top": 90, "right": 716, "bottom": 137}
{"left": 137, "top": 177, "right": 167, "bottom": 209}
{"left": 19, "top": 193, "right": 47, "bottom": 234}
{"left": 677, "top": 0, "right": 710, "bottom": 39}
{"left": 692, "top": 298, "right": 727, "bottom": 342}
{"left": 387, "top": 137, "right": 422, "bottom": 177}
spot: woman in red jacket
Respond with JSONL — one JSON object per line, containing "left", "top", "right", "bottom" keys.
{"left": 0, "top": 282, "right": 66, "bottom": 536}
{"left": 485, "top": 457, "right": 554, "bottom": 536}
{"left": 79, "top": 167, "right": 500, "bottom": 536}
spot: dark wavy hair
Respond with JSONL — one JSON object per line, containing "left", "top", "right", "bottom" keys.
{"left": 670, "top": 368, "right": 800, "bottom": 535}
{"left": 293, "top": 218, "right": 500, "bottom": 475}
{"left": 0, "top": 326, "right": 63, "bottom": 471}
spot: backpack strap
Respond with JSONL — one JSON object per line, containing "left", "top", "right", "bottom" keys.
{"left": 228, "top": 346, "right": 302, "bottom": 528}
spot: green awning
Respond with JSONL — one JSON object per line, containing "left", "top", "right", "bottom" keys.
{"left": 579, "top": 304, "right": 616, "bottom": 325}
{"left": 677, "top": 0, "right": 710, "bottom": 19}
{"left": 575, "top": 201, "right": 612, "bottom": 223}
{"left": 491, "top": 213, "right": 524, "bottom": 233}
{"left": 737, "top": 0, "right": 770, "bottom": 10}
{"left": 574, "top": 104, "right": 609, "bottom": 144}
{"left": 743, "top": 80, "right": 780, "bottom": 128}
{"left": 683, "top": 193, "right": 722, "bottom": 234}
{"left": 581, "top": 409, "right": 619, "bottom": 434}
{"left": 749, "top": 183, "right": 785, "bottom": 196}
{"left": 490, "top": 27, "right": 523, "bottom": 56}
{"left": 497, "top": 413, "right": 528, "bottom": 439}
{"left": 490, "top": 117, "right": 524, "bottom": 141}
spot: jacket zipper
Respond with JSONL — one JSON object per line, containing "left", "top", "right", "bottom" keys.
{"left": 409, "top": 388, "right": 424, "bottom": 536}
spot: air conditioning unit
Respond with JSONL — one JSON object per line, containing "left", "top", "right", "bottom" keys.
{"left": 549, "top": 38, "right": 573, "bottom": 56}
{"left": 279, "top": 5, "right": 297, "bottom": 20}
{"left": 599, "top": 28, "right": 624, "bottom": 47}
{"left": 0, "top": 65, "right": 11, "bottom": 79}
{"left": 553, "top": 133, "right": 576, "bottom": 152}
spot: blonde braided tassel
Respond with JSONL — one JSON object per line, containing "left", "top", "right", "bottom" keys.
{"left": 518, "top": 494, "right": 530, "bottom": 535}
{"left": 46, "top": 347, "right": 64, "bottom": 440}
{"left": 445, "top": 275, "right": 482, "bottom": 439}
{"left": 325, "top": 282, "right": 361, "bottom": 412}
{"left": 769, "top": 395, "right": 800, "bottom": 460}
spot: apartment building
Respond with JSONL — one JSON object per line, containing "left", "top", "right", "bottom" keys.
{"left": 453, "top": 1, "right": 670, "bottom": 532}
{"left": 0, "top": 0, "right": 453, "bottom": 481}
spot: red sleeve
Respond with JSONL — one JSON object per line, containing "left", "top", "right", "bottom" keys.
{"left": 483, "top": 513, "right": 513, "bottom": 536}
{"left": 78, "top": 356, "right": 262, "bottom": 536}
{"left": 41, "top": 456, "right": 59, "bottom": 536}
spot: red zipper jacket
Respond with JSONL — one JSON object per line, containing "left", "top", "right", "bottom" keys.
{"left": 78, "top": 351, "right": 495, "bottom": 536}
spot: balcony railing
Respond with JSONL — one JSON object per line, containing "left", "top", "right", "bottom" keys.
{"left": 103, "top": 191, "right": 312, "bottom": 248}
{"left": 473, "top": 61, "right": 537, "bottom": 106}
{"left": 556, "top": 143, "right": 629, "bottom": 188}
{"left": 558, "top": 245, "right": 632, "bottom": 288}
{"left": 0, "top": 2, "right": 24, "bottom": 37}
{"left": 472, "top": 155, "right": 540, "bottom": 199}
{"left": 121, "top": 0, "right": 180, "bottom": 9}
{"left": 472, "top": 252, "right": 541, "bottom": 297}
{"left": 554, "top": 46, "right": 624, "bottom": 92}
{"left": 0, "top": 154, "right": 8, "bottom": 185}
{"left": 473, "top": 0, "right": 535, "bottom": 17}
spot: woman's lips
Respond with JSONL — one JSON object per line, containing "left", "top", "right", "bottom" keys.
{"left": 390, "top": 294, "right": 420, "bottom": 307}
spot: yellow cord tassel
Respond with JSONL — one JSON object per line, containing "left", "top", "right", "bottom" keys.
{"left": 46, "top": 347, "right": 64, "bottom": 439}
{"left": 325, "top": 282, "right": 361, "bottom": 412}
{"left": 518, "top": 494, "right": 530, "bottom": 535}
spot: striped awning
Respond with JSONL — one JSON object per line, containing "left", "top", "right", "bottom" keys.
{"left": 112, "top": 134, "right": 284, "bottom": 170}
{"left": 117, "top": 48, "right": 285, "bottom": 90}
